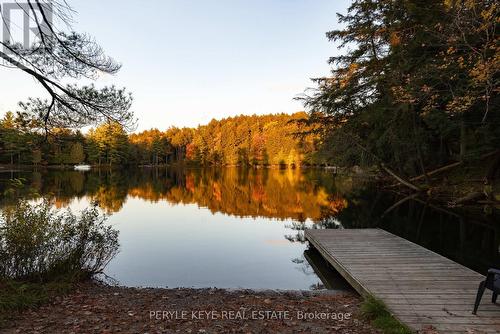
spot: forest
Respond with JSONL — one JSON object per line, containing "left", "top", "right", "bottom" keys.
{"left": 302, "top": 0, "right": 499, "bottom": 187}
{"left": 0, "top": 111, "right": 321, "bottom": 167}
{"left": 0, "top": 1, "right": 498, "bottom": 332}
{"left": 0, "top": 0, "right": 498, "bottom": 199}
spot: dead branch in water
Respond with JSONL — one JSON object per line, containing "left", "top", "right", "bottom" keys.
{"left": 381, "top": 193, "right": 420, "bottom": 219}
{"left": 448, "top": 192, "right": 484, "bottom": 207}
{"left": 380, "top": 163, "right": 421, "bottom": 191}
{"left": 410, "top": 161, "right": 463, "bottom": 182}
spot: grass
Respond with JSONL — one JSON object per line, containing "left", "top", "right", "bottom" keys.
{"left": 361, "top": 295, "right": 413, "bottom": 334}
{"left": 0, "top": 279, "right": 74, "bottom": 327}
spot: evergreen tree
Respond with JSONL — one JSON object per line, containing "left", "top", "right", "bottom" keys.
{"left": 69, "top": 143, "right": 85, "bottom": 164}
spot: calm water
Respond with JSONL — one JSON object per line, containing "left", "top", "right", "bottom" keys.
{"left": 1, "top": 167, "right": 499, "bottom": 289}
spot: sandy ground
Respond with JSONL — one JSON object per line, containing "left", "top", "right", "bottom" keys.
{"left": 3, "top": 282, "right": 379, "bottom": 334}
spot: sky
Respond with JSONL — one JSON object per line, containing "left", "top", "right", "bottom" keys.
{"left": 0, "top": 0, "right": 349, "bottom": 131}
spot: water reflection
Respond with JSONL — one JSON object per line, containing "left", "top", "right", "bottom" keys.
{"left": 303, "top": 248, "right": 352, "bottom": 291}
{"left": 1, "top": 167, "right": 351, "bottom": 288}
{"left": 1, "top": 167, "right": 499, "bottom": 287}
{"left": 331, "top": 187, "right": 500, "bottom": 275}
{"left": 0, "top": 168, "right": 349, "bottom": 220}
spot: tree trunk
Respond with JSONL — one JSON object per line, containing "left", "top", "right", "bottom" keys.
{"left": 413, "top": 113, "right": 429, "bottom": 183}
{"left": 485, "top": 151, "right": 500, "bottom": 184}
{"left": 410, "top": 161, "right": 463, "bottom": 182}
{"left": 380, "top": 163, "right": 421, "bottom": 191}
{"left": 460, "top": 119, "right": 466, "bottom": 161}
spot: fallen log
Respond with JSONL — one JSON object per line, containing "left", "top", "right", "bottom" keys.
{"left": 410, "top": 161, "right": 462, "bottom": 182}
{"left": 448, "top": 192, "right": 484, "bottom": 207}
{"left": 410, "top": 150, "right": 500, "bottom": 183}
{"left": 380, "top": 163, "right": 421, "bottom": 191}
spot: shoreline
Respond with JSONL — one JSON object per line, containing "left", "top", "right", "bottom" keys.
{"left": 2, "top": 281, "right": 379, "bottom": 334}
{"left": 2, "top": 162, "right": 496, "bottom": 208}
{"left": 0, "top": 163, "right": 348, "bottom": 170}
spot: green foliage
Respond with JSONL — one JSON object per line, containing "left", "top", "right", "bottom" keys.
{"left": 129, "top": 128, "right": 172, "bottom": 165}
{"left": 0, "top": 112, "right": 30, "bottom": 165}
{"left": 304, "top": 0, "right": 500, "bottom": 175}
{"left": 0, "top": 201, "right": 119, "bottom": 282}
{"left": 1, "top": 178, "right": 28, "bottom": 199}
{"left": 361, "top": 296, "right": 413, "bottom": 334}
{"left": 0, "top": 200, "right": 119, "bottom": 326}
{"left": 0, "top": 113, "right": 324, "bottom": 167}
{"left": 0, "top": 279, "right": 72, "bottom": 326}
{"left": 86, "top": 122, "right": 130, "bottom": 166}
{"left": 69, "top": 143, "right": 85, "bottom": 164}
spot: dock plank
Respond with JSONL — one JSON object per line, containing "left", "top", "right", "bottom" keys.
{"left": 305, "top": 228, "right": 499, "bottom": 333}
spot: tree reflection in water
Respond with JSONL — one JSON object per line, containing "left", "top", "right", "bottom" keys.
{"left": 0, "top": 168, "right": 349, "bottom": 220}
{"left": 1, "top": 167, "right": 499, "bottom": 282}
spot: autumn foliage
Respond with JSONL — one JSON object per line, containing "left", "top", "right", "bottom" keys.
{"left": 0, "top": 112, "right": 323, "bottom": 167}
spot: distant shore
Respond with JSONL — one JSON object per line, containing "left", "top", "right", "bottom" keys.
{"left": 0, "top": 163, "right": 354, "bottom": 172}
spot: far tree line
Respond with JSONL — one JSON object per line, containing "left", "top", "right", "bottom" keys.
{"left": 1, "top": 0, "right": 497, "bottom": 185}
{"left": 0, "top": 111, "right": 324, "bottom": 167}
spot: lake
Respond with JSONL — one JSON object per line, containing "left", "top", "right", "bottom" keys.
{"left": 1, "top": 167, "right": 499, "bottom": 289}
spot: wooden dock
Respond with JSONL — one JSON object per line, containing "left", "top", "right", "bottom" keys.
{"left": 305, "top": 228, "right": 500, "bottom": 333}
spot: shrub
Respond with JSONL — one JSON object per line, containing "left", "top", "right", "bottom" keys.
{"left": 0, "top": 201, "right": 119, "bottom": 282}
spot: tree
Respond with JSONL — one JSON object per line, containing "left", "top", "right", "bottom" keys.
{"left": 69, "top": 142, "right": 85, "bottom": 164}
{"left": 86, "top": 122, "right": 129, "bottom": 166}
{"left": 32, "top": 149, "right": 42, "bottom": 166}
{"left": 0, "top": 112, "right": 23, "bottom": 164}
{"left": 85, "top": 137, "right": 101, "bottom": 166}
{"left": 1, "top": 113, "right": 321, "bottom": 167}
{"left": 301, "top": 0, "right": 499, "bottom": 177}
{"left": 129, "top": 129, "right": 171, "bottom": 165}
{"left": 0, "top": 1, "right": 134, "bottom": 131}
{"left": 175, "top": 113, "right": 317, "bottom": 166}
{"left": 166, "top": 127, "right": 193, "bottom": 162}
